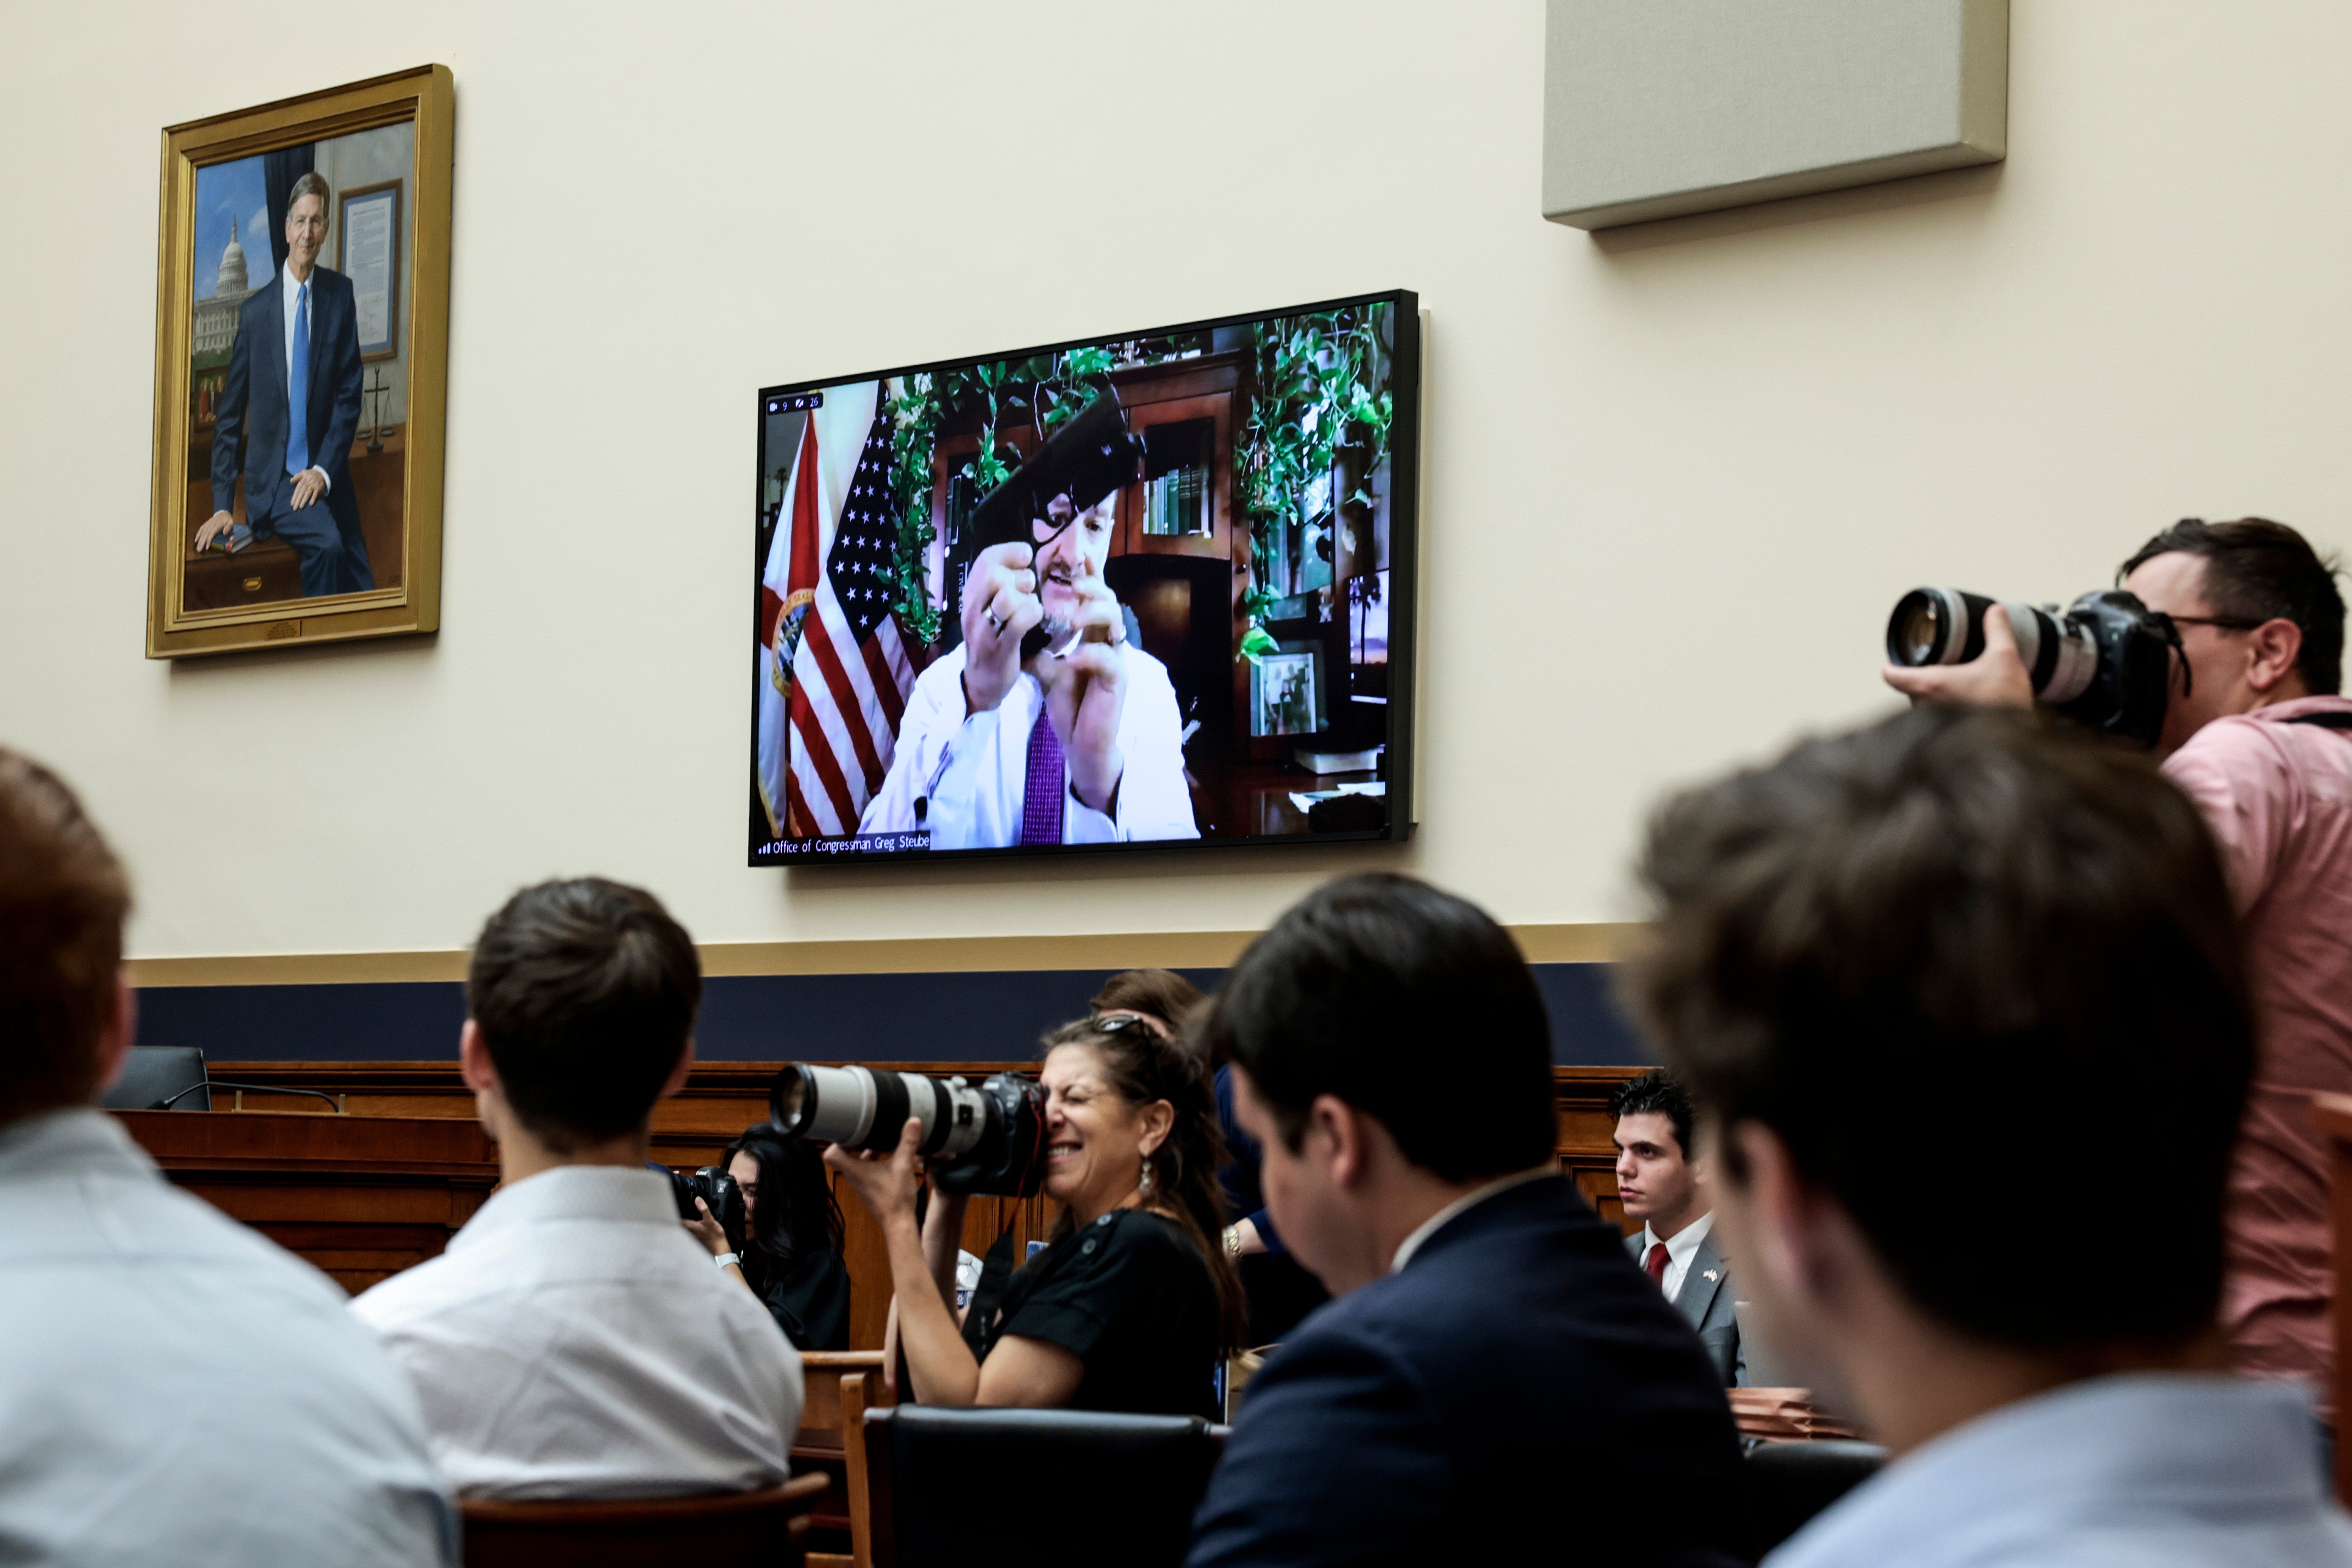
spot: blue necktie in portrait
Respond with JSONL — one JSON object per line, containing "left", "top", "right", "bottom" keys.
{"left": 285, "top": 280, "right": 311, "bottom": 481}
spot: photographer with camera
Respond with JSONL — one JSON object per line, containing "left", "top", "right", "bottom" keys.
{"left": 682, "top": 1126, "right": 852, "bottom": 1351}
{"left": 820, "top": 1015, "right": 1240, "bottom": 1414}
{"left": 1088, "top": 967, "right": 1334, "bottom": 1345}
{"left": 1883, "top": 517, "right": 2352, "bottom": 1415}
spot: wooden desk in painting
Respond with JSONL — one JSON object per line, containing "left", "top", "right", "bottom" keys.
{"left": 111, "top": 1107, "right": 496, "bottom": 1294}
{"left": 180, "top": 427, "right": 407, "bottom": 612}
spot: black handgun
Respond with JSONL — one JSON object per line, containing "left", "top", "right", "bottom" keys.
{"left": 968, "top": 387, "right": 1146, "bottom": 555}
{"left": 967, "top": 387, "right": 1146, "bottom": 659}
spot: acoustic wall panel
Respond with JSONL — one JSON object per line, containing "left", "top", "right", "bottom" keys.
{"left": 1543, "top": 0, "right": 2007, "bottom": 231}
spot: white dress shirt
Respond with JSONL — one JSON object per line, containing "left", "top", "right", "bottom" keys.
{"left": 0, "top": 1109, "right": 453, "bottom": 1568}
{"left": 1768, "top": 1373, "right": 2352, "bottom": 1568}
{"left": 279, "top": 267, "right": 328, "bottom": 490}
{"left": 859, "top": 641, "right": 1198, "bottom": 848}
{"left": 350, "top": 1165, "right": 803, "bottom": 1500}
{"left": 1639, "top": 1210, "right": 1715, "bottom": 1303}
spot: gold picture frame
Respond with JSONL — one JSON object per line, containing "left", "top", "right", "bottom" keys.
{"left": 147, "top": 65, "right": 453, "bottom": 658}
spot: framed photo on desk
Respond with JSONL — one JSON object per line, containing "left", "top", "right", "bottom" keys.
{"left": 145, "top": 65, "right": 453, "bottom": 658}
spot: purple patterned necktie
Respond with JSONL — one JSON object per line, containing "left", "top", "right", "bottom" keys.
{"left": 1019, "top": 707, "right": 1066, "bottom": 846}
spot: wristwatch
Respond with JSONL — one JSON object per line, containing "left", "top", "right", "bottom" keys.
{"left": 713, "top": 1252, "right": 741, "bottom": 1270}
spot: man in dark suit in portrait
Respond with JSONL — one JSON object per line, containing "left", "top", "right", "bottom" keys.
{"left": 195, "top": 171, "right": 374, "bottom": 597}
{"left": 1615, "top": 1068, "right": 1744, "bottom": 1385}
{"left": 1186, "top": 873, "right": 1746, "bottom": 1568}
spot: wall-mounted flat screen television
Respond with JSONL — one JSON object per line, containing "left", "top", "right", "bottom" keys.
{"left": 750, "top": 289, "right": 1417, "bottom": 864}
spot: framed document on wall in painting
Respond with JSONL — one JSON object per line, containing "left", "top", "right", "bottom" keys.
{"left": 337, "top": 181, "right": 402, "bottom": 361}
{"left": 147, "top": 65, "right": 452, "bottom": 658}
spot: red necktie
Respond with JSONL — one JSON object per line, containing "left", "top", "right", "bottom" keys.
{"left": 1645, "top": 1242, "right": 1669, "bottom": 1287}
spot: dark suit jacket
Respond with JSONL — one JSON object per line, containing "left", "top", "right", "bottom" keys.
{"left": 1187, "top": 1176, "right": 1746, "bottom": 1568}
{"left": 1628, "top": 1226, "right": 1745, "bottom": 1387}
{"left": 211, "top": 266, "right": 364, "bottom": 538}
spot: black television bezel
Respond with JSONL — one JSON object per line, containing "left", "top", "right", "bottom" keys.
{"left": 749, "top": 287, "right": 1419, "bottom": 869}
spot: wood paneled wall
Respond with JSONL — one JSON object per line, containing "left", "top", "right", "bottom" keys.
{"left": 200, "top": 1061, "right": 1646, "bottom": 1346}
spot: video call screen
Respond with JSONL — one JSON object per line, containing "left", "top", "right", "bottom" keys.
{"left": 750, "top": 291, "right": 1417, "bottom": 864}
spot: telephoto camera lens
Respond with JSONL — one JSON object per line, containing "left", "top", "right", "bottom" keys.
{"left": 770, "top": 1063, "right": 1048, "bottom": 1197}
{"left": 1884, "top": 585, "right": 2177, "bottom": 747}
{"left": 1886, "top": 587, "right": 2099, "bottom": 705}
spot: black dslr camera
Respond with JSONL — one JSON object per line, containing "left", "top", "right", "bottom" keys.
{"left": 769, "top": 1065, "right": 1050, "bottom": 1197}
{"left": 1885, "top": 587, "right": 2183, "bottom": 747}
{"left": 662, "top": 1164, "right": 747, "bottom": 1247}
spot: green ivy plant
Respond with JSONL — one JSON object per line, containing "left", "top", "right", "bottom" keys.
{"left": 1233, "top": 306, "right": 1396, "bottom": 665}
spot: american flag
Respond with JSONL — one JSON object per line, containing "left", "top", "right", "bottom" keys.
{"left": 774, "top": 400, "right": 915, "bottom": 837}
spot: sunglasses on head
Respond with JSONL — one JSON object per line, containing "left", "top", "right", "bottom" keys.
{"left": 1092, "top": 1010, "right": 1172, "bottom": 1041}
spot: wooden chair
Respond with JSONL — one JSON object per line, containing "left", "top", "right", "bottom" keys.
{"left": 795, "top": 1354, "right": 894, "bottom": 1568}
{"left": 1743, "top": 1438, "right": 1886, "bottom": 1559}
{"left": 825, "top": 1371, "right": 895, "bottom": 1568}
{"left": 459, "top": 1473, "right": 829, "bottom": 1568}
{"left": 858, "top": 1405, "right": 1226, "bottom": 1568}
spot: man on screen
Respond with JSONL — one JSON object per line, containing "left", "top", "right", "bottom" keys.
{"left": 194, "top": 172, "right": 373, "bottom": 598}
{"left": 859, "top": 487, "right": 1197, "bottom": 848}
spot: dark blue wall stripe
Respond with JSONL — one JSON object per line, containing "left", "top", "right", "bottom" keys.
{"left": 134, "top": 963, "right": 1652, "bottom": 1068}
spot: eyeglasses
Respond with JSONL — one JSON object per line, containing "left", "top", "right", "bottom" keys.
{"left": 2166, "top": 614, "right": 2267, "bottom": 633}
{"left": 1027, "top": 514, "right": 1078, "bottom": 550}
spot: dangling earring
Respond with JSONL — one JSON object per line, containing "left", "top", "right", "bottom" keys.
{"left": 1138, "top": 1154, "right": 1156, "bottom": 1200}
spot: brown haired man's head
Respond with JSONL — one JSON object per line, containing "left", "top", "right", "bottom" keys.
{"left": 0, "top": 749, "right": 135, "bottom": 1127}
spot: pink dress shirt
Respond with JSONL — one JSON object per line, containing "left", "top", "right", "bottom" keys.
{"left": 2162, "top": 694, "right": 2352, "bottom": 1417}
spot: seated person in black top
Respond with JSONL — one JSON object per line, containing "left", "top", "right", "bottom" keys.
{"left": 1091, "top": 967, "right": 1329, "bottom": 1346}
{"left": 1185, "top": 873, "right": 1746, "bottom": 1568}
{"left": 687, "top": 1126, "right": 851, "bottom": 1351}
{"left": 828, "top": 1014, "right": 1239, "bottom": 1414}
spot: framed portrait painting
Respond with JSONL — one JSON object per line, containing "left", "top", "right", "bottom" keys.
{"left": 147, "top": 66, "right": 453, "bottom": 657}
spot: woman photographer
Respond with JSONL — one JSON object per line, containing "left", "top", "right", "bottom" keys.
{"left": 1093, "top": 968, "right": 1329, "bottom": 1345}
{"left": 686, "top": 1126, "right": 852, "bottom": 1351}
{"left": 827, "top": 1014, "right": 1240, "bottom": 1415}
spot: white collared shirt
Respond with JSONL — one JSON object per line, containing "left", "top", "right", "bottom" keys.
{"left": 859, "top": 642, "right": 1199, "bottom": 848}
{"left": 1391, "top": 1166, "right": 1558, "bottom": 1273}
{"left": 1770, "top": 1373, "right": 2352, "bottom": 1568}
{"left": 1640, "top": 1209, "right": 1715, "bottom": 1303}
{"left": 351, "top": 1164, "right": 803, "bottom": 1499}
{"left": 280, "top": 266, "right": 328, "bottom": 488}
{"left": 0, "top": 1109, "right": 455, "bottom": 1567}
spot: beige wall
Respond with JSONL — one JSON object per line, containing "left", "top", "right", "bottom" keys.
{"left": 3, "top": 2, "right": 2347, "bottom": 963}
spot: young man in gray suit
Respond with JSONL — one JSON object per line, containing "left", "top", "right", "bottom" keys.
{"left": 1613, "top": 1068, "right": 1743, "bottom": 1385}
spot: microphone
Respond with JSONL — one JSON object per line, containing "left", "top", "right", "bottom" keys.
{"left": 150, "top": 1080, "right": 342, "bottom": 1112}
